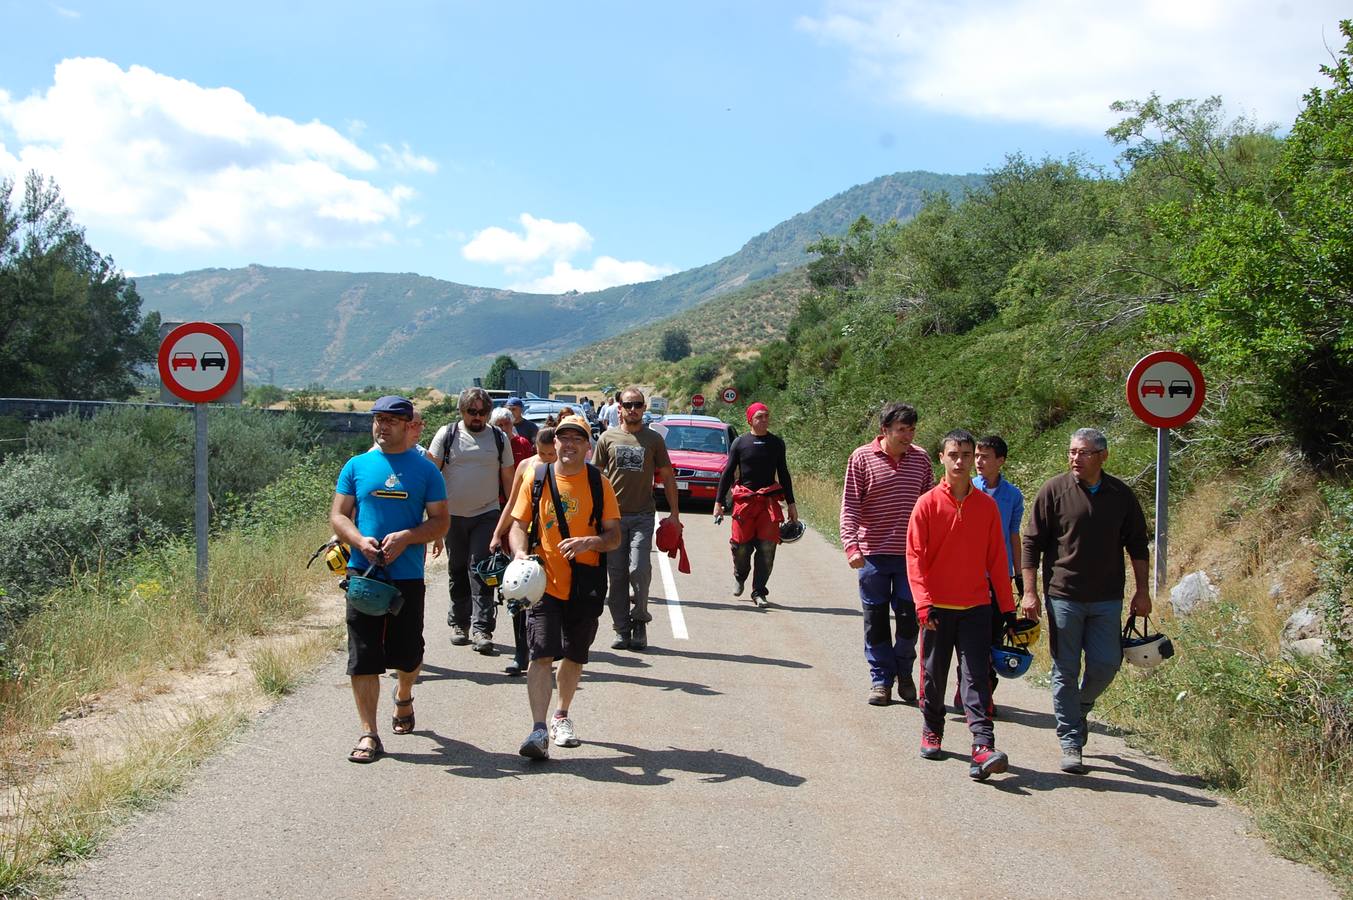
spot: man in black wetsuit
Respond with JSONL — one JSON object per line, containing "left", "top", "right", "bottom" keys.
{"left": 713, "top": 402, "right": 798, "bottom": 607}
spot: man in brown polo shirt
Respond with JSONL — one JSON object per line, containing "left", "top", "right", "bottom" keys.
{"left": 1022, "top": 427, "right": 1151, "bottom": 775}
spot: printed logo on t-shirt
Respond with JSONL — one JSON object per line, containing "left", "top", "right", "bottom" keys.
{"left": 542, "top": 491, "right": 580, "bottom": 533}
{"left": 373, "top": 471, "right": 409, "bottom": 499}
{"left": 614, "top": 445, "right": 646, "bottom": 472}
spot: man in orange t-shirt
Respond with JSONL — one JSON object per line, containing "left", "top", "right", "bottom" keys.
{"left": 508, "top": 415, "right": 621, "bottom": 759}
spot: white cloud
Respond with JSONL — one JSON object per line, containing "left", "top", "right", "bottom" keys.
{"left": 380, "top": 142, "right": 437, "bottom": 173}
{"left": 798, "top": 0, "right": 1347, "bottom": 131}
{"left": 52, "top": 5, "right": 80, "bottom": 19}
{"left": 0, "top": 58, "right": 428, "bottom": 252}
{"left": 461, "top": 213, "right": 593, "bottom": 266}
{"left": 511, "top": 257, "right": 677, "bottom": 294}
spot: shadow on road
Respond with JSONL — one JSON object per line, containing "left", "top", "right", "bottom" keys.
{"left": 980, "top": 757, "right": 1216, "bottom": 806}
{"left": 639, "top": 645, "right": 812, "bottom": 670}
{"left": 385, "top": 734, "right": 806, "bottom": 787}
{"left": 413, "top": 663, "right": 721, "bottom": 696}
{"left": 658, "top": 597, "right": 858, "bottom": 618}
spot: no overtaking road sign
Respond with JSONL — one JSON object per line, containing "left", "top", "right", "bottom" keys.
{"left": 158, "top": 321, "right": 244, "bottom": 405}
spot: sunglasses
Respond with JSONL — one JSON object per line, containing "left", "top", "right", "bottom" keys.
{"left": 621, "top": 401, "right": 645, "bottom": 410}
{"left": 465, "top": 407, "right": 490, "bottom": 416}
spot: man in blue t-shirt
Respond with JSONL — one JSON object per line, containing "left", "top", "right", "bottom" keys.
{"left": 331, "top": 396, "right": 448, "bottom": 763}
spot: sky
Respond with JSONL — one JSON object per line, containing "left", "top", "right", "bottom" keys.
{"left": 0, "top": 0, "right": 1346, "bottom": 292}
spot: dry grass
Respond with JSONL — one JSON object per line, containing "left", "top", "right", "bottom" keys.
{"left": 0, "top": 518, "right": 340, "bottom": 896}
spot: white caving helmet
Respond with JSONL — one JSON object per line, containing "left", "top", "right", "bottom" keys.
{"left": 1121, "top": 616, "right": 1175, "bottom": 669}
{"left": 501, "top": 556, "right": 547, "bottom": 608}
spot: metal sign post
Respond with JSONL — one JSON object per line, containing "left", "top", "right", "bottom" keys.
{"left": 158, "top": 321, "right": 244, "bottom": 608}
{"left": 1154, "top": 427, "right": 1169, "bottom": 600}
{"left": 195, "top": 402, "right": 210, "bottom": 598}
{"left": 1126, "top": 351, "right": 1206, "bottom": 600}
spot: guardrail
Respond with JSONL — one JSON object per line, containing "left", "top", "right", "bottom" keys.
{"left": 0, "top": 398, "right": 374, "bottom": 437}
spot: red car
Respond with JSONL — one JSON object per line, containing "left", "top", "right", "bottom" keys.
{"left": 1140, "top": 379, "right": 1165, "bottom": 398}
{"left": 172, "top": 351, "right": 197, "bottom": 371}
{"left": 650, "top": 415, "right": 738, "bottom": 505}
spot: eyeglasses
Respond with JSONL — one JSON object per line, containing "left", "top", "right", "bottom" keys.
{"left": 465, "top": 408, "right": 490, "bottom": 417}
{"left": 1068, "top": 449, "right": 1103, "bottom": 459}
{"left": 621, "top": 401, "right": 645, "bottom": 410}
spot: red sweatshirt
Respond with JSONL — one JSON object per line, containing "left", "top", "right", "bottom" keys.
{"left": 906, "top": 480, "right": 1015, "bottom": 616}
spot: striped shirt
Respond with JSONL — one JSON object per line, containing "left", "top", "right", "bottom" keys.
{"left": 840, "top": 438, "right": 934, "bottom": 557}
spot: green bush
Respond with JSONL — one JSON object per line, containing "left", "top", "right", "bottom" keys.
{"left": 26, "top": 407, "right": 318, "bottom": 535}
{"left": 218, "top": 448, "right": 345, "bottom": 537}
{"left": 0, "top": 452, "right": 135, "bottom": 605}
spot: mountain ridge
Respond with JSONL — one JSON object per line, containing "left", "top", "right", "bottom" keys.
{"left": 134, "top": 170, "right": 982, "bottom": 388}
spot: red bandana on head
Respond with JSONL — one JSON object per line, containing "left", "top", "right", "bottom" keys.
{"left": 746, "top": 402, "right": 769, "bottom": 425}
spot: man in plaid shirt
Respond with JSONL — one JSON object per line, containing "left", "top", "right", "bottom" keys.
{"left": 840, "top": 402, "right": 935, "bottom": 706}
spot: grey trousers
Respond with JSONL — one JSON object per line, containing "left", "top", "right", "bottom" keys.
{"left": 446, "top": 509, "right": 499, "bottom": 635}
{"left": 607, "top": 512, "right": 656, "bottom": 633}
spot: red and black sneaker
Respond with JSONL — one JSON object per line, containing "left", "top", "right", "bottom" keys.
{"left": 920, "top": 729, "right": 943, "bottom": 760}
{"left": 969, "top": 745, "right": 1009, "bottom": 780}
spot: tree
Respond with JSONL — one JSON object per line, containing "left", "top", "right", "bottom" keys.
{"left": 483, "top": 354, "right": 518, "bottom": 390}
{"left": 0, "top": 172, "right": 158, "bottom": 399}
{"left": 1114, "top": 25, "right": 1353, "bottom": 461}
{"left": 659, "top": 329, "right": 692, "bottom": 362}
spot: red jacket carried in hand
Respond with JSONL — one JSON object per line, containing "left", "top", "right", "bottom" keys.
{"left": 906, "top": 481, "right": 1015, "bottom": 620}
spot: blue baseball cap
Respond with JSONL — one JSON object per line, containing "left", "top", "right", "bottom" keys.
{"left": 370, "top": 395, "right": 414, "bottom": 419}
{"left": 506, "top": 396, "right": 525, "bottom": 409}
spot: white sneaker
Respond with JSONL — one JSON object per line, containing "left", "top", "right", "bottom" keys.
{"left": 550, "top": 716, "right": 580, "bottom": 747}
{"left": 518, "top": 727, "right": 549, "bottom": 759}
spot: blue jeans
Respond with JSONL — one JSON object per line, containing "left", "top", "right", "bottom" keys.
{"left": 1046, "top": 597, "right": 1124, "bottom": 750}
{"left": 858, "top": 554, "right": 919, "bottom": 687}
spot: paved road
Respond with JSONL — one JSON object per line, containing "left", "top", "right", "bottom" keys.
{"left": 68, "top": 514, "right": 1333, "bottom": 898}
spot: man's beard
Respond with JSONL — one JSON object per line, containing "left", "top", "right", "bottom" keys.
{"left": 466, "top": 420, "right": 485, "bottom": 432}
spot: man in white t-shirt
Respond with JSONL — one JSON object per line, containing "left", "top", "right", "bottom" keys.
{"left": 427, "top": 387, "right": 514, "bottom": 653}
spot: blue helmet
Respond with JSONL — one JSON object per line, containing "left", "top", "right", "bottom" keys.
{"left": 991, "top": 644, "right": 1033, "bottom": 679}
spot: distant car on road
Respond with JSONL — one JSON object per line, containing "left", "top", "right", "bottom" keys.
{"left": 1168, "top": 380, "right": 1193, "bottom": 398}
{"left": 200, "top": 351, "right": 226, "bottom": 371}
{"left": 650, "top": 415, "right": 738, "bottom": 505}
{"left": 1141, "top": 379, "right": 1165, "bottom": 398}
{"left": 172, "top": 352, "right": 197, "bottom": 371}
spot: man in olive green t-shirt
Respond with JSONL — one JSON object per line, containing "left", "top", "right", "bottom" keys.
{"left": 592, "top": 386, "right": 679, "bottom": 650}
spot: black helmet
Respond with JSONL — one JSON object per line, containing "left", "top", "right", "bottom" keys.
{"left": 779, "top": 520, "right": 805, "bottom": 543}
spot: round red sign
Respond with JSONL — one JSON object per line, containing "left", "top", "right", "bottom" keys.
{"left": 1126, "top": 351, "right": 1206, "bottom": 429}
{"left": 158, "top": 321, "right": 242, "bottom": 403}
{"left": 721, "top": 387, "right": 739, "bottom": 404}
{"left": 691, "top": 394, "right": 706, "bottom": 407}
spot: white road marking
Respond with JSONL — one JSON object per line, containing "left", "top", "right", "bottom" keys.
{"left": 656, "top": 548, "right": 689, "bottom": 640}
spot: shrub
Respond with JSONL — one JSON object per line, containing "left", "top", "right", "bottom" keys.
{"left": 26, "top": 407, "right": 317, "bottom": 535}
{"left": 0, "top": 452, "right": 135, "bottom": 606}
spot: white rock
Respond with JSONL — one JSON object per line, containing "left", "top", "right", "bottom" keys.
{"left": 1169, "top": 570, "right": 1219, "bottom": 616}
{"left": 1285, "top": 637, "right": 1327, "bottom": 659}
{"left": 1281, "top": 606, "right": 1323, "bottom": 644}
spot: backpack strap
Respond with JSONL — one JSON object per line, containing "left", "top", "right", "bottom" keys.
{"left": 491, "top": 424, "right": 506, "bottom": 461}
{"left": 527, "top": 461, "right": 551, "bottom": 552}
{"left": 545, "top": 463, "right": 571, "bottom": 541}
{"left": 442, "top": 422, "right": 458, "bottom": 468}
{"left": 586, "top": 463, "right": 604, "bottom": 532}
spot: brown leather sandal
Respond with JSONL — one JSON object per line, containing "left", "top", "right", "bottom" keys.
{"left": 391, "top": 686, "right": 415, "bottom": 735}
{"left": 348, "top": 732, "right": 383, "bottom": 763}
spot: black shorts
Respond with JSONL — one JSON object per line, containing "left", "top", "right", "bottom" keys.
{"left": 346, "top": 579, "right": 426, "bottom": 675}
{"left": 526, "top": 594, "right": 600, "bottom": 665}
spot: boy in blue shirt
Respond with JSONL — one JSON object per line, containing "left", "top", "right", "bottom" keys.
{"left": 331, "top": 396, "right": 448, "bottom": 763}
{"left": 954, "top": 434, "right": 1025, "bottom": 715}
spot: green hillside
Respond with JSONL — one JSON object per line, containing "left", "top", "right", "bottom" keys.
{"left": 134, "top": 170, "right": 979, "bottom": 389}
{"left": 549, "top": 269, "right": 810, "bottom": 381}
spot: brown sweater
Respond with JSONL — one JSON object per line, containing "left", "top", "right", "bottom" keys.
{"left": 1022, "top": 471, "right": 1149, "bottom": 602}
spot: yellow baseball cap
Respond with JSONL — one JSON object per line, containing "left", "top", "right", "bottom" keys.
{"left": 556, "top": 415, "right": 591, "bottom": 438}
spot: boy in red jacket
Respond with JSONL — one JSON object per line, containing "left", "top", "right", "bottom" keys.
{"left": 907, "top": 429, "right": 1016, "bottom": 780}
